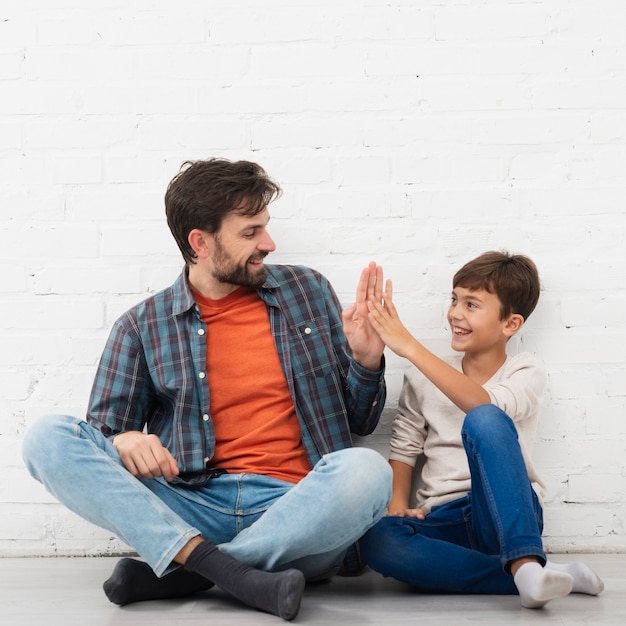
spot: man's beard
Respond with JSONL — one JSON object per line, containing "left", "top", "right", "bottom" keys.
{"left": 211, "top": 239, "right": 268, "bottom": 288}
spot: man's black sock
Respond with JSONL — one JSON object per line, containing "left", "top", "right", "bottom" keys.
{"left": 103, "top": 557, "right": 213, "bottom": 606}
{"left": 183, "top": 541, "right": 305, "bottom": 621}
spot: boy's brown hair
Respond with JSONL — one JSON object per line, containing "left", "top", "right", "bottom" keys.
{"left": 453, "top": 251, "right": 540, "bottom": 321}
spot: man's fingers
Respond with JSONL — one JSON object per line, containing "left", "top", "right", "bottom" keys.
{"left": 148, "top": 439, "right": 179, "bottom": 481}
{"left": 373, "top": 264, "right": 384, "bottom": 300}
{"left": 341, "top": 302, "right": 357, "bottom": 325}
{"left": 116, "top": 432, "right": 178, "bottom": 481}
{"left": 124, "top": 451, "right": 154, "bottom": 479}
{"left": 120, "top": 454, "right": 140, "bottom": 478}
{"left": 161, "top": 449, "right": 180, "bottom": 480}
{"left": 356, "top": 266, "right": 370, "bottom": 304}
{"left": 364, "top": 262, "right": 379, "bottom": 299}
{"left": 356, "top": 262, "right": 381, "bottom": 304}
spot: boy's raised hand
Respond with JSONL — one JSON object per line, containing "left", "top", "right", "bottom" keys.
{"left": 367, "top": 279, "right": 416, "bottom": 359}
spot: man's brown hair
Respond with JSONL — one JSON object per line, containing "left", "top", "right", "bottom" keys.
{"left": 453, "top": 251, "right": 540, "bottom": 321}
{"left": 165, "top": 158, "right": 282, "bottom": 264}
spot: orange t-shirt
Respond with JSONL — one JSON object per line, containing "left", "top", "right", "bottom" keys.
{"left": 192, "top": 286, "right": 311, "bottom": 484}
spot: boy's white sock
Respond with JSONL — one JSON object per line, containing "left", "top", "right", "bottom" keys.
{"left": 513, "top": 562, "right": 573, "bottom": 609}
{"left": 545, "top": 560, "right": 604, "bottom": 595}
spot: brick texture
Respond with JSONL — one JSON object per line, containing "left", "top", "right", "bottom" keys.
{"left": 1, "top": 0, "right": 625, "bottom": 556}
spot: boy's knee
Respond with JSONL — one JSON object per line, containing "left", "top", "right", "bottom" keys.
{"left": 462, "top": 404, "right": 515, "bottom": 443}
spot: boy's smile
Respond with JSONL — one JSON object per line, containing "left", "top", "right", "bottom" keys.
{"left": 448, "top": 286, "right": 510, "bottom": 355}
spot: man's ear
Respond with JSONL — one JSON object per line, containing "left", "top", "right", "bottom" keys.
{"left": 188, "top": 229, "right": 212, "bottom": 260}
{"left": 503, "top": 313, "right": 524, "bottom": 337}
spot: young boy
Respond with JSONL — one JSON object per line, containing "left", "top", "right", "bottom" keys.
{"left": 360, "top": 251, "right": 604, "bottom": 609}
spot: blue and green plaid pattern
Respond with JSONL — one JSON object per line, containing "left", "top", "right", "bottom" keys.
{"left": 87, "top": 265, "right": 385, "bottom": 484}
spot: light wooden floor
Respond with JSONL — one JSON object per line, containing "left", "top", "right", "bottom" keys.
{"left": 0, "top": 554, "right": 623, "bottom": 625}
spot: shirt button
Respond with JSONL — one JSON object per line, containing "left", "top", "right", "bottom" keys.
{"left": 203, "top": 457, "right": 210, "bottom": 465}
{"left": 203, "top": 414, "right": 209, "bottom": 421}
{"left": 199, "top": 372, "right": 206, "bottom": 379}
{"left": 198, "top": 328, "right": 205, "bottom": 336}
{"left": 372, "top": 400, "right": 378, "bottom": 407}
{"left": 304, "top": 327, "right": 312, "bottom": 334}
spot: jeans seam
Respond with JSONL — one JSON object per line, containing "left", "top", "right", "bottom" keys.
{"left": 235, "top": 474, "right": 244, "bottom": 534}
{"left": 466, "top": 431, "right": 508, "bottom": 556}
{"left": 75, "top": 420, "right": 199, "bottom": 576}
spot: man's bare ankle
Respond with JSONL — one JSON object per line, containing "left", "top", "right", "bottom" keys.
{"left": 174, "top": 535, "right": 205, "bottom": 566}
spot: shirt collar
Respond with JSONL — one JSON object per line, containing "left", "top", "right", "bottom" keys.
{"left": 171, "top": 267, "right": 198, "bottom": 316}
{"left": 171, "top": 264, "right": 281, "bottom": 315}
{"left": 260, "top": 265, "right": 280, "bottom": 290}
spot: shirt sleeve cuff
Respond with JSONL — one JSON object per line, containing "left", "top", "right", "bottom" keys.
{"left": 388, "top": 451, "right": 418, "bottom": 467}
{"left": 351, "top": 354, "right": 385, "bottom": 382}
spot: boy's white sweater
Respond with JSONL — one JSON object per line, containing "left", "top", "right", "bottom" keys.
{"left": 389, "top": 352, "right": 546, "bottom": 513}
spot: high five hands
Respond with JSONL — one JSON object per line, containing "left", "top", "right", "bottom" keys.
{"left": 343, "top": 262, "right": 417, "bottom": 367}
{"left": 365, "top": 277, "right": 416, "bottom": 360}
{"left": 342, "top": 262, "right": 386, "bottom": 371}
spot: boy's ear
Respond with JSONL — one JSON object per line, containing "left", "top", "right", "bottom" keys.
{"left": 503, "top": 313, "right": 524, "bottom": 337}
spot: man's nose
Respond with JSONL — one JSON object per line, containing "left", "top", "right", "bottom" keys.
{"left": 258, "top": 232, "right": 276, "bottom": 252}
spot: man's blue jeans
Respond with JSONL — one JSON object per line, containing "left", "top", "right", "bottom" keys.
{"left": 22, "top": 415, "right": 391, "bottom": 579}
{"left": 360, "top": 404, "right": 545, "bottom": 594}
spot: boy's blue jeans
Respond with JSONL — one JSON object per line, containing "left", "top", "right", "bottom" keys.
{"left": 22, "top": 414, "right": 391, "bottom": 579}
{"left": 360, "top": 404, "right": 545, "bottom": 594}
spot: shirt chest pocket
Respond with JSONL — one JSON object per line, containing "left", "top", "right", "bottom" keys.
{"left": 289, "top": 320, "right": 335, "bottom": 378}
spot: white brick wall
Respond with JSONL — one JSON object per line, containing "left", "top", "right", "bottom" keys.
{"left": 1, "top": 0, "right": 625, "bottom": 556}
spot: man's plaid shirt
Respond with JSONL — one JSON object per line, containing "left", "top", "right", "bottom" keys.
{"left": 87, "top": 264, "right": 386, "bottom": 485}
